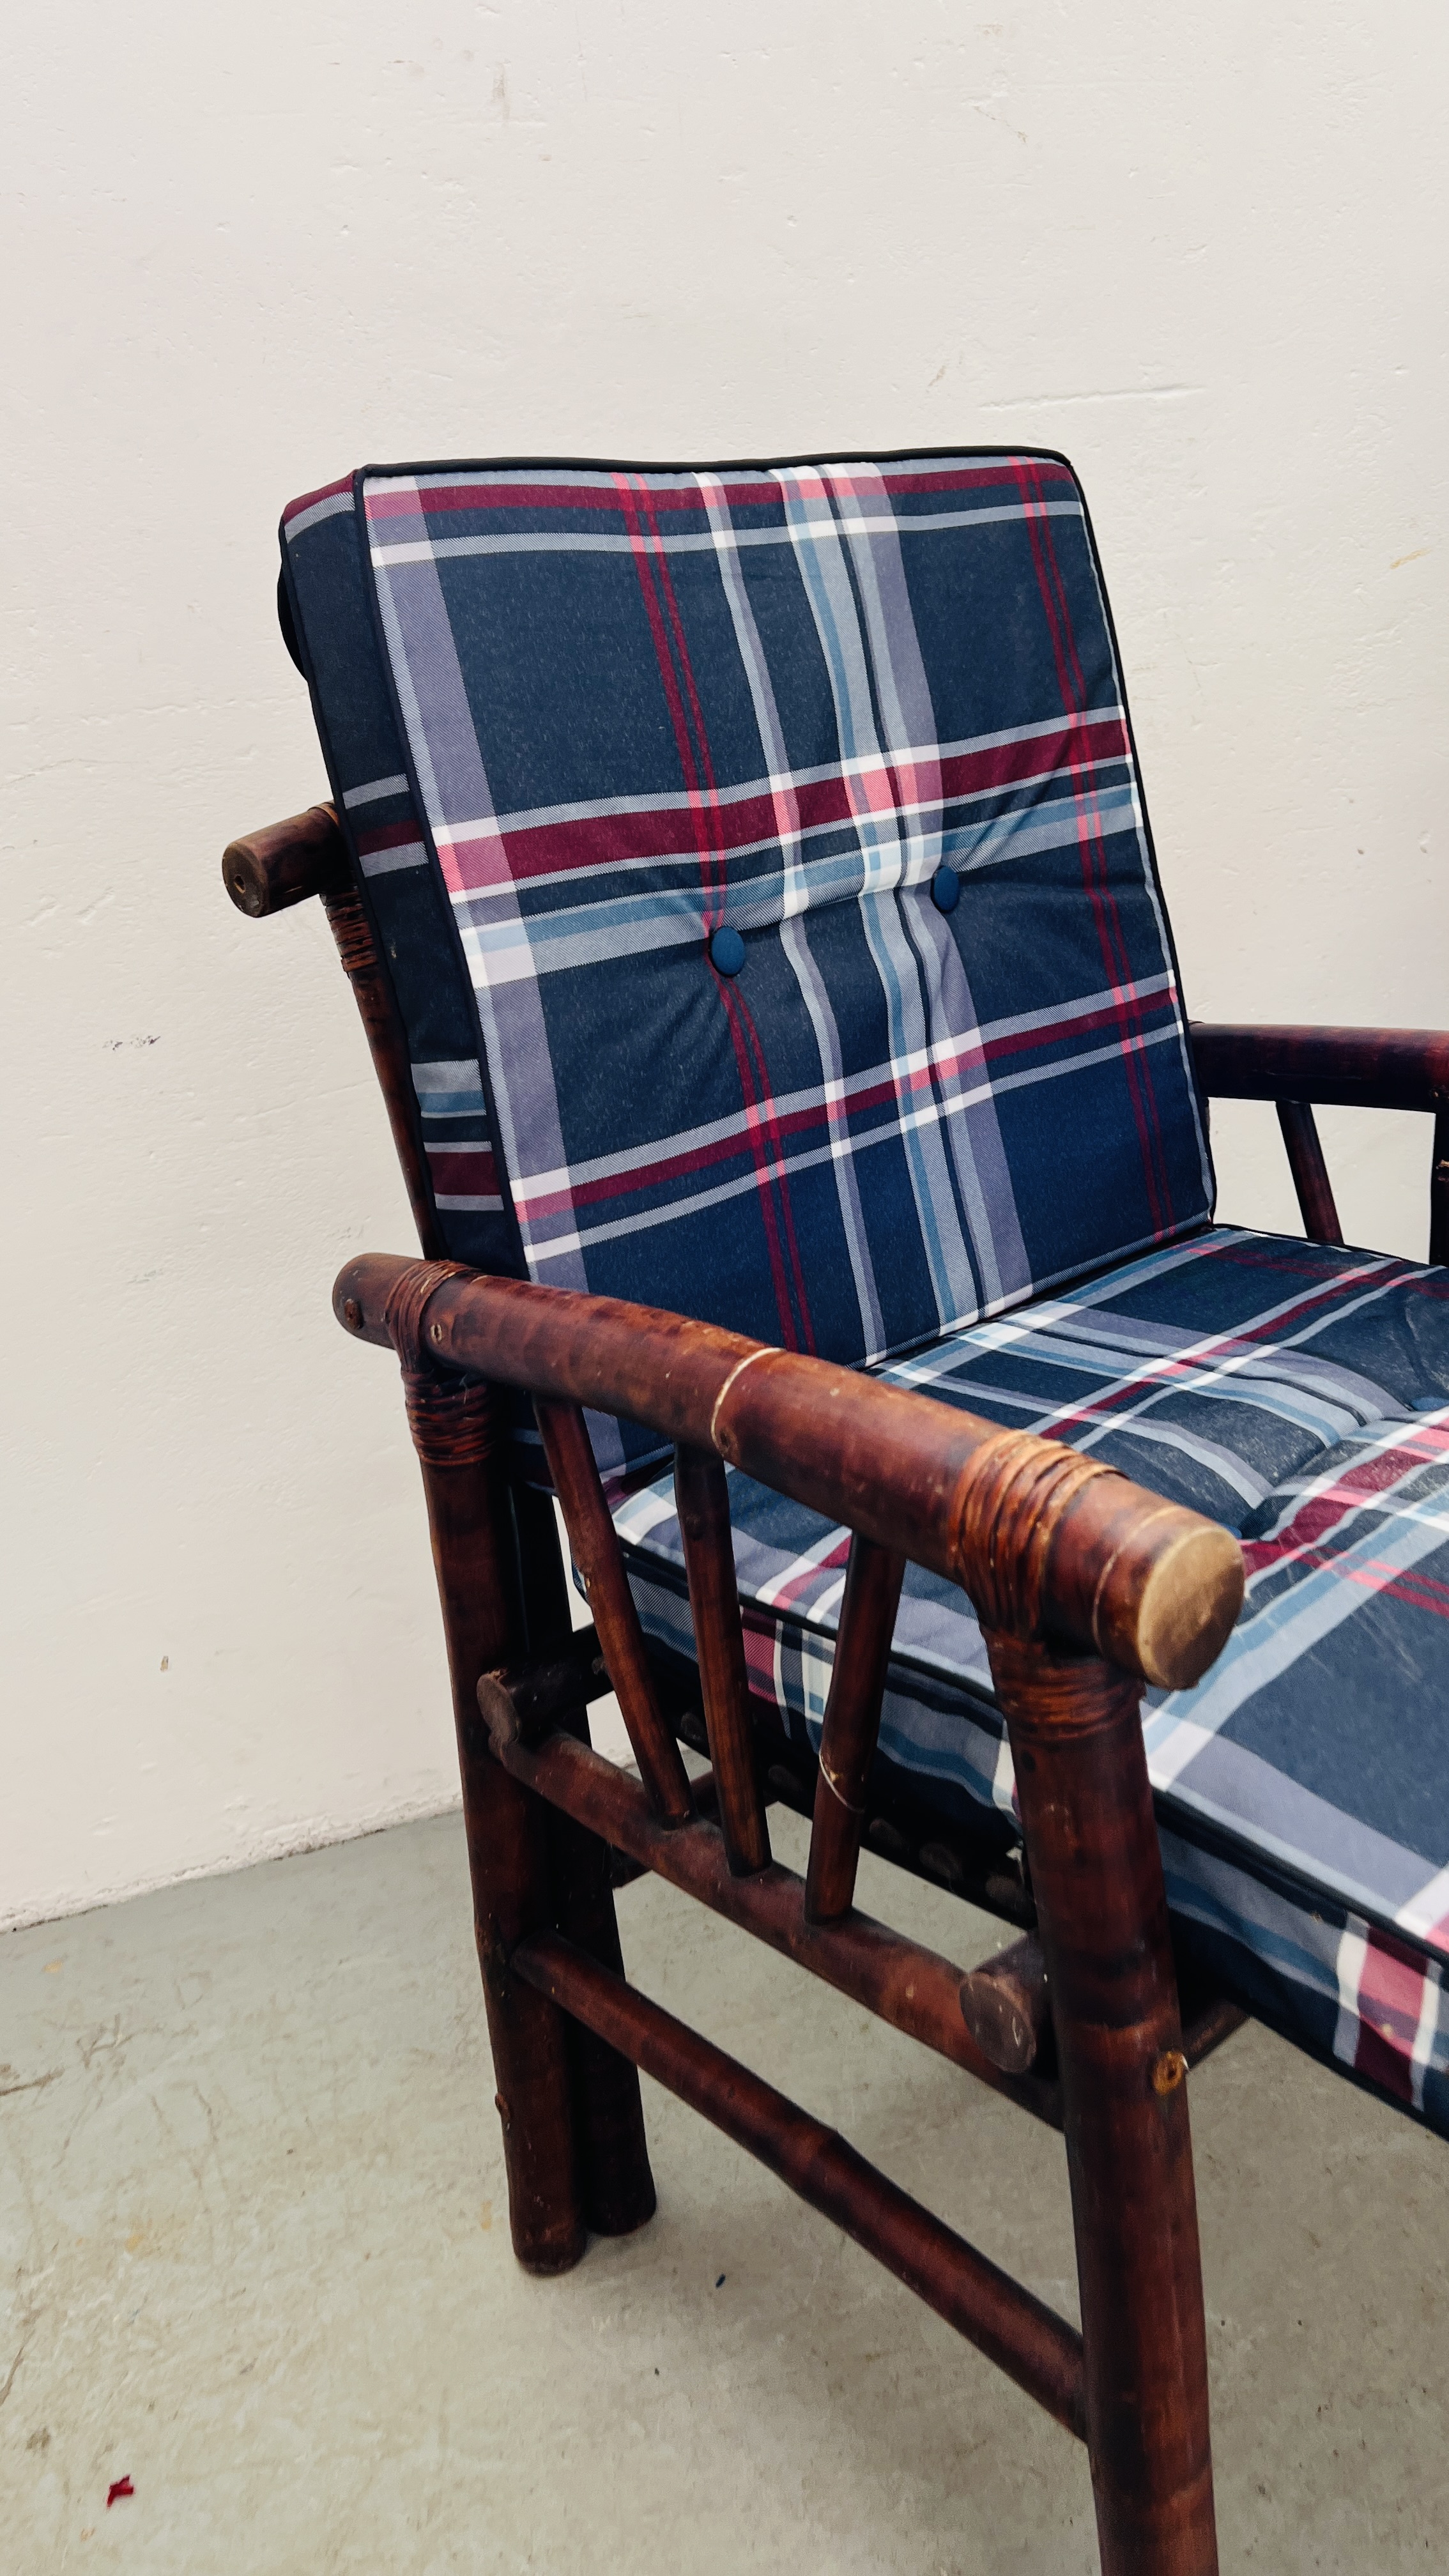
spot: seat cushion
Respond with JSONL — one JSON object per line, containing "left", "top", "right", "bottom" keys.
{"left": 282, "top": 450, "right": 1213, "bottom": 1478}
{"left": 615, "top": 1227, "right": 1449, "bottom": 2134}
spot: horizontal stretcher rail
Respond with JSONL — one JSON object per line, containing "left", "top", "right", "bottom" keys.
{"left": 487, "top": 1721, "right": 1064, "bottom": 2126}
{"left": 512, "top": 1928, "right": 1087, "bottom": 2439}
{"left": 337, "top": 1255, "right": 1243, "bottom": 1691}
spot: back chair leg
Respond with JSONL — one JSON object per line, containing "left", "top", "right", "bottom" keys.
{"left": 988, "top": 1634, "right": 1218, "bottom": 2576}
{"left": 510, "top": 1483, "right": 657, "bottom": 2239}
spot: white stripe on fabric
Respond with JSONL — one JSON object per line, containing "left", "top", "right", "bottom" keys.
{"left": 359, "top": 840, "right": 427, "bottom": 877}
{"left": 916, "top": 1252, "right": 1410, "bottom": 1460}
{"left": 343, "top": 774, "right": 410, "bottom": 808}
{"left": 1399, "top": 1861, "right": 1449, "bottom": 1948}
{"left": 990, "top": 1728, "right": 1018, "bottom": 1820}
{"left": 518, "top": 1027, "right": 1186, "bottom": 1262}
{"left": 286, "top": 489, "right": 355, "bottom": 538}
{"left": 698, "top": 468, "right": 885, "bottom": 1356}
{"left": 447, "top": 786, "right": 1143, "bottom": 972}
{"left": 1411, "top": 1963, "right": 1443, "bottom": 2111}
{"left": 431, "top": 706, "right": 1126, "bottom": 853}
{"left": 508, "top": 976, "right": 1176, "bottom": 1202}
{"left": 369, "top": 502, "right": 1083, "bottom": 567}
{"left": 1332, "top": 1922, "right": 1368, "bottom": 2073}
{"left": 779, "top": 463, "right": 999, "bottom": 1321}
{"left": 888, "top": 1310, "right": 1389, "bottom": 1460}
{"left": 412, "top": 1058, "right": 485, "bottom": 1096}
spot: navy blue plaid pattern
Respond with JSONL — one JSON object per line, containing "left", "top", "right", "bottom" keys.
{"left": 615, "top": 1228, "right": 1449, "bottom": 2133}
{"left": 277, "top": 450, "right": 1449, "bottom": 2133}
{"left": 321, "top": 452, "right": 1212, "bottom": 1476}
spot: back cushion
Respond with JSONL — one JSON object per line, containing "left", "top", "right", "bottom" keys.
{"left": 283, "top": 452, "right": 1212, "bottom": 1473}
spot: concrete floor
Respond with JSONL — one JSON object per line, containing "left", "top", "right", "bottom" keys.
{"left": 3, "top": 1809, "right": 1446, "bottom": 2573}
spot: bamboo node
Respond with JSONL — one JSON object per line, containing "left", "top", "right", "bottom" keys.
{"left": 954, "top": 1433, "right": 1116, "bottom": 1638}
{"left": 817, "top": 1754, "right": 863, "bottom": 1815}
{"left": 320, "top": 884, "right": 376, "bottom": 976}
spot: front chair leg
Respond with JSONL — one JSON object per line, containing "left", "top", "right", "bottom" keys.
{"left": 988, "top": 1634, "right": 1217, "bottom": 2576}
{"left": 386, "top": 1274, "right": 586, "bottom": 2275}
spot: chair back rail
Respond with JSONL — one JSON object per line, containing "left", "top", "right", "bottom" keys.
{"left": 1192, "top": 1020, "right": 1449, "bottom": 1264}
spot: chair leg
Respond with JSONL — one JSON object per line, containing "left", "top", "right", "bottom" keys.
{"left": 510, "top": 1481, "right": 657, "bottom": 2239}
{"left": 405, "top": 1376, "right": 586, "bottom": 2275}
{"left": 546, "top": 1779, "right": 658, "bottom": 2235}
{"left": 988, "top": 1634, "right": 1218, "bottom": 2576}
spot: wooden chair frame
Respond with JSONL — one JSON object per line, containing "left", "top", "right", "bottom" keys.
{"left": 227, "top": 805, "right": 1449, "bottom": 2576}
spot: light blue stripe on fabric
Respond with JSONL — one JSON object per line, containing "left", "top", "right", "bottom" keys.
{"left": 1162, "top": 1848, "right": 1342, "bottom": 2002}
{"left": 286, "top": 489, "right": 355, "bottom": 539}
{"left": 778, "top": 472, "right": 976, "bottom": 1321}
{"left": 451, "top": 788, "right": 1142, "bottom": 971}
{"left": 342, "top": 774, "right": 410, "bottom": 809}
{"left": 412, "top": 1060, "right": 485, "bottom": 1117}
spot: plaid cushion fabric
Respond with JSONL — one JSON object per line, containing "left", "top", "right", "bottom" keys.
{"left": 615, "top": 1227, "right": 1449, "bottom": 2135}
{"left": 282, "top": 450, "right": 1212, "bottom": 1477}
{"left": 281, "top": 480, "right": 514, "bottom": 1278}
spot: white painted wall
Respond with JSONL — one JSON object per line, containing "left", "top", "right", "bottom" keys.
{"left": 5, "top": 2, "right": 1446, "bottom": 1930}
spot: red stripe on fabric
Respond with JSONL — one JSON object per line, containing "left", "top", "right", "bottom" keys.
{"left": 728, "top": 979, "right": 820, "bottom": 1356}
{"left": 355, "top": 818, "right": 421, "bottom": 855}
{"left": 1349, "top": 1561, "right": 1449, "bottom": 1620}
{"left": 424, "top": 1147, "right": 499, "bottom": 1193}
{"left": 1351, "top": 1928, "right": 1431, "bottom": 2102}
{"left": 767, "top": 1535, "right": 852, "bottom": 1617}
{"left": 1353, "top": 2018, "right": 1416, "bottom": 2103}
{"left": 362, "top": 459, "right": 1077, "bottom": 522}
{"left": 442, "top": 721, "right": 1130, "bottom": 891}
{"left": 634, "top": 477, "right": 732, "bottom": 916}
{"left": 611, "top": 471, "right": 809, "bottom": 1350}
{"left": 877, "top": 462, "right": 1078, "bottom": 498}
{"left": 367, "top": 477, "right": 776, "bottom": 519}
{"left": 634, "top": 471, "right": 817, "bottom": 1352}
{"left": 515, "top": 993, "right": 1182, "bottom": 1226}
{"left": 284, "top": 474, "right": 353, "bottom": 523}
{"left": 739, "top": 1620, "right": 783, "bottom": 1703}
{"left": 1039, "top": 1269, "right": 1428, "bottom": 1450}
{"left": 1243, "top": 1430, "right": 1449, "bottom": 1576}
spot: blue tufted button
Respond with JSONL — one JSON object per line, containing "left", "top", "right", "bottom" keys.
{"left": 709, "top": 924, "right": 746, "bottom": 976}
{"left": 931, "top": 864, "right": 960, "bottom": 914}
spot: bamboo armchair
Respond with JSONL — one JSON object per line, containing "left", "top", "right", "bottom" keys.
{"left": 228, "top": 450, "right": 1449, "bottom": 2574}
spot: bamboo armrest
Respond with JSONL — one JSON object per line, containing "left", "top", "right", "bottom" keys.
{"left": 335, "top": 1254, "right": 1243, "bottom": 1692}
{"left": 223, "top": 804, "right": 348, "bottom": 917}
{"left": 1191, "top": 1022, "right": 1449, "bottom": 1110}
